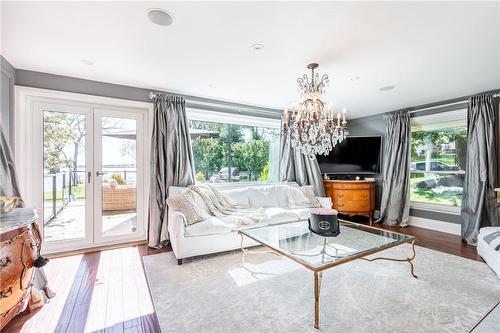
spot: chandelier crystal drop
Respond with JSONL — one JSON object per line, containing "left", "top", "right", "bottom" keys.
{"left": 282, "top": 63, "right": 349, "bottom": 158}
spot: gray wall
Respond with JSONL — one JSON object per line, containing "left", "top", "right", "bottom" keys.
{"left": 15, "top": 69, "right": 283, "bottom": 119}
{"left": 347, "top": 114, "right": 386, "bottom": 211}
{"left": 1, "top": 56, "right": 16, "bottom": 149}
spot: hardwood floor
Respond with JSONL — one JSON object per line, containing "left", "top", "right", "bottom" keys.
{"left": 3, "top": 245, "right": 169, "bottom": 333}
{"left": 4, "top": 223, "right": 481, "bottom": 333}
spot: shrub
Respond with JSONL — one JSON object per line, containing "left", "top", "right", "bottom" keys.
{"left": 196, "top": 171, "right": 206, "bottom": 182}
{"left": 258, "top": 162, "right": 270, "bottom": 182}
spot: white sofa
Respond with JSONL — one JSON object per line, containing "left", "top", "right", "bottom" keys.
{"left": 167, "top": 182, "right": 332, "bottom": 264}
{"left": 478, "top": 227, "right": 500, "bottom": 279}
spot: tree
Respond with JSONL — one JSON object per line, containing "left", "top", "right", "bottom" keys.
{"left": 43, "top": 112, "right": 75, "bottom": 173}
{"left": 191, "top": 138, "right": 227, "bottom": 178}
{"left": 240, "top": 140, "right": 269, "bottom": 181}
{"left": 411, "top": 127, "right": 467, "bottom": 166}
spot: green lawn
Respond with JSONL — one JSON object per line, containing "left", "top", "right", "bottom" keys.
{"left": 410, "top": 188, "right": 462, "bottom": 206}
{"left": 410, "top": 173, "right": 462, "bottom": 206}
{"left": 44, "top": 183, "right": 85, "bottom": 200}
{"left": 412, "top": 155, "right": 456, "bottom": 166}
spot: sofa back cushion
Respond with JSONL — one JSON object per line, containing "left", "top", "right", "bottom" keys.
{"left": 169, "top": 182, "right": 299, "bottom": 210}
{"left": 247, "top": 187, "right": 280, "bottom": 208}
{"left": 219, "top": 188, "right": 251, "bottom": 208}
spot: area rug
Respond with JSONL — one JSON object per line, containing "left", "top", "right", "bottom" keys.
{"left": 143, "top": 245, "right": 500, "bottom": 333}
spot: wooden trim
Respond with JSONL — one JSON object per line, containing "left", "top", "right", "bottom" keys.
{"left": 45, "top": 240, "right": 147, "bottom": 259}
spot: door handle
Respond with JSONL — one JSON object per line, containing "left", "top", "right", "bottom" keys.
{"left": 87, "top": 171, "right": 91, "bottom": 183}
{"left": 96, "top": 171, "right": 106, "bottom": 177}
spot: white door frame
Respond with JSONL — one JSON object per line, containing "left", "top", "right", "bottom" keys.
{"left": 93, "top": 108, "right": 147, "bottom": 245}
{"left": 15, "top": 86, "right": 152, "bottom": 255}
{"left": 32, "top": 102, "right": 95, "bottom": 253}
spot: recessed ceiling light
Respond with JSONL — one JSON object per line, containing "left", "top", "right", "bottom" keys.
{"left": 349, "top": 76, "right": 360, "bottom": 81}
{"left": 80, "top": 59, "right": 94, "bottom": 66}
{"left": 147, "top": 8, "right": 174, "bottom": 26}
{"left": 251, "top": 43, "right": 264, "bottom": 52}
{"left": 379, "top": 85, "right": 395, "bottom": 91}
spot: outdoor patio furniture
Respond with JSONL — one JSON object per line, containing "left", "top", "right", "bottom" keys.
{"left": 102, "top": 185, "right": 136, "bottom": 211}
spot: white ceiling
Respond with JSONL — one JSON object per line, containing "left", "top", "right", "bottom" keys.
{"left": 2, "top": 1, "right": 499, "bottom": 118}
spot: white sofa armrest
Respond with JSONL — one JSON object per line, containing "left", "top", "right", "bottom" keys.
{"left": 168, "top": 209, "right": 187, "bottom": 239}
{"left": 316, "top": 196, "right": 332, "bottom": 209}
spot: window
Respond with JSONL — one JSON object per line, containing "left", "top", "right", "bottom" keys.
{"left": 410, "top": 109, "right": 467, "bottom": 209}
{"left": 187, "top": 110, "right": 280, "bottom": 183}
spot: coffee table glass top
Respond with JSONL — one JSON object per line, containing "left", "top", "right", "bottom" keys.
{"left": 240, "top": 220, "right": 415, "bottom": 271}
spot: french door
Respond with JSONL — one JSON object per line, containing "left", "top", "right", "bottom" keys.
{"left": 36, "top": 103, "right": 147, "bottom": 254}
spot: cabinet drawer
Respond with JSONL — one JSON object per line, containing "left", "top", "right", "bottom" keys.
{"left": 352, "top": 190, "right": 370, "bottom": 201}
{"left": 332, "top": 183, "right": 374, "bottom": 190}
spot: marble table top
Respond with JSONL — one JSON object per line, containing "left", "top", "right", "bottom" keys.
{"left": 0, "top": 208, "right": 38, "bottom": 234}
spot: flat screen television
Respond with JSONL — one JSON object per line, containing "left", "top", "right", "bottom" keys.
{"left": 316, "top": 136, "right": 382, "bottom": 174}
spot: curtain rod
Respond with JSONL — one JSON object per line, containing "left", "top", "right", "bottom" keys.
{"left": 151, "top": 92, "right": 500, "bottom": 101}
{"left": 408, "top": 92, "right": 499, "bottom": 114}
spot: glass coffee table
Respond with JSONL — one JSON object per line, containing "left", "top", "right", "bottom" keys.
{"left": 239, "top": 219, "right": 417, "bottom": 329}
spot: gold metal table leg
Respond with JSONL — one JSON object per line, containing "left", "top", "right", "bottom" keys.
{"left": 314, "top": 271, "right": 320, "bottom": 329}
{"left": 239, "top": 232, "right": 279, "bottom": 266}
{"left": 239, "top": 232, "right": 249, "bottom": 266}
{"left": 359, "top": 239, "right": 418, "bottom": 279}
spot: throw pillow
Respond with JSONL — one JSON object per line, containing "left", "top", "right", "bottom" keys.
{"left": 166, "top": 190, "right": 211, "bottom": 225}
{"left": 300, "top": 185, "right": 321, "bottom": 208}
{"left": 287, "top": 185, "right": 321, "bottom": 208}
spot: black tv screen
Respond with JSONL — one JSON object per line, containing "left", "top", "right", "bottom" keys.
{"left": 316, "top": 136, "right": 382, "bottom": 174}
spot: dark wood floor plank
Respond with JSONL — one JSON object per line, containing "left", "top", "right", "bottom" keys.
{"left": 104, "top": 249, "right": 125, "bottom": 333}
{"left": 121, "top": 247, "right": 143, "bottom": 330}
{"left": 84, "top": 250, "right": 111, "bottom": 332}
{"left": 66, "top": 252, "right": 101, "bottom": 333}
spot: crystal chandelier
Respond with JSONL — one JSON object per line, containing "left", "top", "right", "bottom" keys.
{"left": 282, "top": 63, "right": 348, "bottom": 158}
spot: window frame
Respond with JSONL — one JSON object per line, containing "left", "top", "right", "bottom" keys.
{"left": 409, "top": 108, "right": 467, "bottom": 214}
{"left": 186, "top": 108, "right": 281, "bottom": 184}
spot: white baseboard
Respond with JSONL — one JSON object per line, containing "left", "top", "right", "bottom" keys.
{"left": 408, "top": 216, "right": 461, "bottom": 235}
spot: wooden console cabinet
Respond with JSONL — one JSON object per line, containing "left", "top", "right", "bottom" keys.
{"left": 324, "top": 180, "right": 376, "bottom": 225}
{"left": 0, "top": 209, "right": 40, "bottom": 330}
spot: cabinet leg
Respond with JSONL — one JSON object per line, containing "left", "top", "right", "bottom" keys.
{"left": 369, "top": 212, "right": 373, "bottom": 226}
{"left": 177, "top": 258, "right": 183, "bottom": 265}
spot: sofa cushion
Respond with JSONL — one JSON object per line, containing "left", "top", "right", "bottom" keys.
{"left": 264, "top": 207, "right": 300, "bottom": 224}
{"left": 269, "top": 185, "right": 290, "bottom": 208}
{"left": 184, "top": 217, "right": 232, "bottom": 237}
{"left": 247, "top": 187, "right": 280, "bottom": 208}
{"left": 166, "top": 191, "right": 211, "bottom": 225}
{"left": 220, "top": 188, "right": 250, "bottom": 208}
{"left": 287, "top": 186, "right": 321, "bottom": 208}
{"left": 290, "top": 208, "right": 312, "bottom": 220}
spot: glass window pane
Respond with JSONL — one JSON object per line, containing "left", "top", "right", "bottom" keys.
{"left": 43, "top": 110, "right": 86, "bottom": 242}
{"left": 410, "top": 172, "right": 464, "bottom": 206}
{"left": 188, "top": 119, "right": 279, "bottom": 183}
{"left": 101, "top": 117, "right": 138, "bottom": 237}
{"left": 410, "top": 115, "right": 467, "bottom": 206}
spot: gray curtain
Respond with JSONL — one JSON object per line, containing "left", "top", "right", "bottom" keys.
{"left": 377, "top": 110, "right": 411, "bottom": 226}
{"left": 461, "top": 93, "right": 499, "bottom": 245}
{"left": 0, "top": 126, "right": 53, "bottom": 299}
{"left": 279, "top": 135, "right": 325, "bottom": 196}
{"left": 0, "top": 126, "right": 23, "bottom": 201}
{"left": 148, "top": 94, "right": 195, "bottom": 248}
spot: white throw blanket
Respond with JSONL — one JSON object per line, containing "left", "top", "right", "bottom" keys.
{"left": 188, "top": 184, "right": 265, "bottom": 226}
